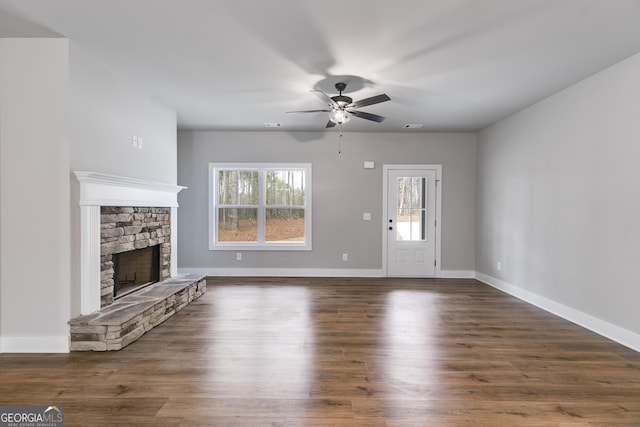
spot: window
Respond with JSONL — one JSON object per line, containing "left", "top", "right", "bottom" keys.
{"left": 396, "top": 177, "right": 426, "bottom": 241}
{"left": 209, "top": 163, "right": 312, "bottom": 250}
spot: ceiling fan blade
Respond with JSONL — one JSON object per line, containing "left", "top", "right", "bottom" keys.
{"left": 348, "top": 94, "right": 390, "bottom": 109}
{"left": 348, "top": 110, "right": 386, "bottom": 123}
{"left": 311, "top": 90, "right": 339, "bottom": 108}
{"left": 325, "top": 120, "right": 336, "bottom": 128}
{"left": 287, "top": 109, "right": 332, "bottom": 113}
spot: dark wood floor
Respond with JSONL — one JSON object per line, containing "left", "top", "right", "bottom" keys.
{"left": 2, "top": 277, "right": 640, "bottom": 426}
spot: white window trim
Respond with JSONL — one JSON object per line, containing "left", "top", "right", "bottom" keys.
{"left": 209, "top": 162, "right": 312, "bottom": 251}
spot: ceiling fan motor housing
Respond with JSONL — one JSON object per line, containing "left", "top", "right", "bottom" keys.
{"left": 331, "top": 95, "right": 352, "bottom": 106}
{"left": 332, "top": 82, "right": 352, "bottom": 106}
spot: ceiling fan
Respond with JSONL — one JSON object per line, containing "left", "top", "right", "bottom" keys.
{"left": 287, "top": 82, "right": 390, "bottom": 128}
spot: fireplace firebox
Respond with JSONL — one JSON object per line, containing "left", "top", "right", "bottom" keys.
{"left": 100, "top": 206, "right": 172, "bottom": 307}
{"left": 113, "top": 245, "right": 160, "bottom": 298}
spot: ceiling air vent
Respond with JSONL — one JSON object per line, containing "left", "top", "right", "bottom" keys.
{"left": 264, "top": 123, "right": 283, "bottom": 128}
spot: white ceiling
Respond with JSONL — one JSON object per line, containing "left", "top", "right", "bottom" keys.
{"left": 1, "top": 0, "right": 640, "bottom": 132}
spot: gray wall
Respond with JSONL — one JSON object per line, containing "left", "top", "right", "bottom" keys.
{"left": 477, "top": 52, "right": 640, "bottom": 339}
{"left": 0, "top": 37, "right": 178, "bottom": 352}
{"left": 69, "top": 42, "right": 177, "bottom": 184}
{"left": 0, "top": 39, "right": 70, "bottom": 352}
{"left": 68, "top": 42, "right": 177, "bottom": 317}
{"left": 177, "top": 131, "right": 476, "bottom": 274}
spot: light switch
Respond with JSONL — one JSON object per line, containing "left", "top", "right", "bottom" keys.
{"left": 363, "top": 213, "right": 371, "bottom": 221}
{"left": 364, "top": 161, "right": 375, "bottom": 169}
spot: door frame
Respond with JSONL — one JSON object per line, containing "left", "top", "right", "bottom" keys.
{"left": 382, "top": 164, "right": 442, "bottom": 277}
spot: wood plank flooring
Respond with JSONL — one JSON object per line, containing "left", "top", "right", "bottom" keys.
{"left": 2, "top": 277, "right": 640, "bottom": 426}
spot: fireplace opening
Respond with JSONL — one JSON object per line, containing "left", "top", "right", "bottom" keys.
{"left": 113, "top": 245, "right": 160, "bottom": 299}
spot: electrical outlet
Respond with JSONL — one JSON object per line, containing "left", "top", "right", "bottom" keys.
{"left": 236, "top": 252, "right": 242, "bottom": 261}
{"left": 131, "top": 135, "right": 138, "bottom": 147}
{"left": 497, "top": 261, "right": 502, "bottom": 271}
{"left": 342, "top": 253, "right": 348, "bottom": 262}
{"left": 137, "top": 136, "right": 144, "bottom": 149}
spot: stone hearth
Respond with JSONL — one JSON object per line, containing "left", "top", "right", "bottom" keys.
{"left": 69, "top": 274, "right": 206, "bottom": 351}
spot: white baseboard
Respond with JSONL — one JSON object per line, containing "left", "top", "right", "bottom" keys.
{"left": 179, "top": 268, "right": 476, "bottom": 279}
{"left": 178, "top": 268, "right": 385, "bottom": 277}
{"left": 476, "top": 272, "right": 640, "bottom": 353}
{"left": 440, "top": 270, "right": 476, "bottom": 279}
{"left": 1, "top": 336, "right": 69, "bottom": 353}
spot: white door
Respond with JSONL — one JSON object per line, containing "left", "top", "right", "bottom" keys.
{"left": 385, "top": 166, "right": 439, "bottom": 277}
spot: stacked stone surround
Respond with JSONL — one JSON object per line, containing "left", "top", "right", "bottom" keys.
{"left": 101, "top": 206, "right": 171, "bottom": 307}
{"left": 69, "top": 274, "right": 206, "bottom": 351}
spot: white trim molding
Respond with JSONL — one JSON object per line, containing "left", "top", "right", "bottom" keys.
{"left": 179, "top": 268, "right": 385, "bottom": 278}
{"left": 74, "top": 171, "right": 185, "bottom": 207}
{"left": 1, "top": 336, "right": 69, "bottom": 353}
{"left": 440, "top": 270, "right": 476, "bottom": 279}
{"left": 476, "top": 272, "right": 640, "bottom": 353}
{"left": 179, "top": 268, "right": 475, "bottom": 279}
{"left": 74, "top": 171, "right": 186, "bottom": 314}
{"left": 79, "top": 205, "right": 101, "bottom": 314}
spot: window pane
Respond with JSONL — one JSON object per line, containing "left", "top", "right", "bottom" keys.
{"left": 218, "top": 208, "right": 257, "bottom": 242}
{"left": 266, "top": 170, "right": 305, "bottom": 206}
{"left": 218, "top": 170, "right": 258, "bottom": 205}
{"left": 396, "top": 177, "right": 427, "bottom": 241}
{"left": 266, "top": 208, "right": 305, "bottom": 242}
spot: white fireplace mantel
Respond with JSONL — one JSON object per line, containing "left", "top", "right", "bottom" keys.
{"left": 74, "top": 171, "right": 186, "bottom": 314}
{"left": 75, "top": 171, "right": 185, "bottom": 207}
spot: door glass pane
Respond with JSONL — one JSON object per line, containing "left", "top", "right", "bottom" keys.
{"left": 266, "top": 208, "right": 305, "bottom": 242}
{"left": 266, "top": 170, "right": 305, "bottom": 206}
{"left": 218, "top": 208, "right": 257, "bottom": 242}
{"left": 396, "top": 177, "right": 427, "bottom": 241}
{"left": 218, "top": 170, "right": 258, "bottom": 205}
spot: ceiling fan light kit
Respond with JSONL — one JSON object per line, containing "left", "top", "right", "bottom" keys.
{"left": 287, "top": 82, "right": 390, "bottom": 128}
{"left": 329, "top": 109, "right": 351, "bottom": 124}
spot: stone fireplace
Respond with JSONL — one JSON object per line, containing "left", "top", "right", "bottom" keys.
{"left": 70, "top": 172, "right": 206, "bottom": 351}
{"left": 101, "top": 206, "right": 170, "bottom": 306}
{"left": 74, "top": 171, "right": 185, "bottom": 314}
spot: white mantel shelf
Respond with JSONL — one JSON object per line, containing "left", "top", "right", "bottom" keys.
{"left": 74, "top": 171, "right": 186, "bottom": 207}
{"left": 74, "top": 171, "right": 186, "bottom": 315}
